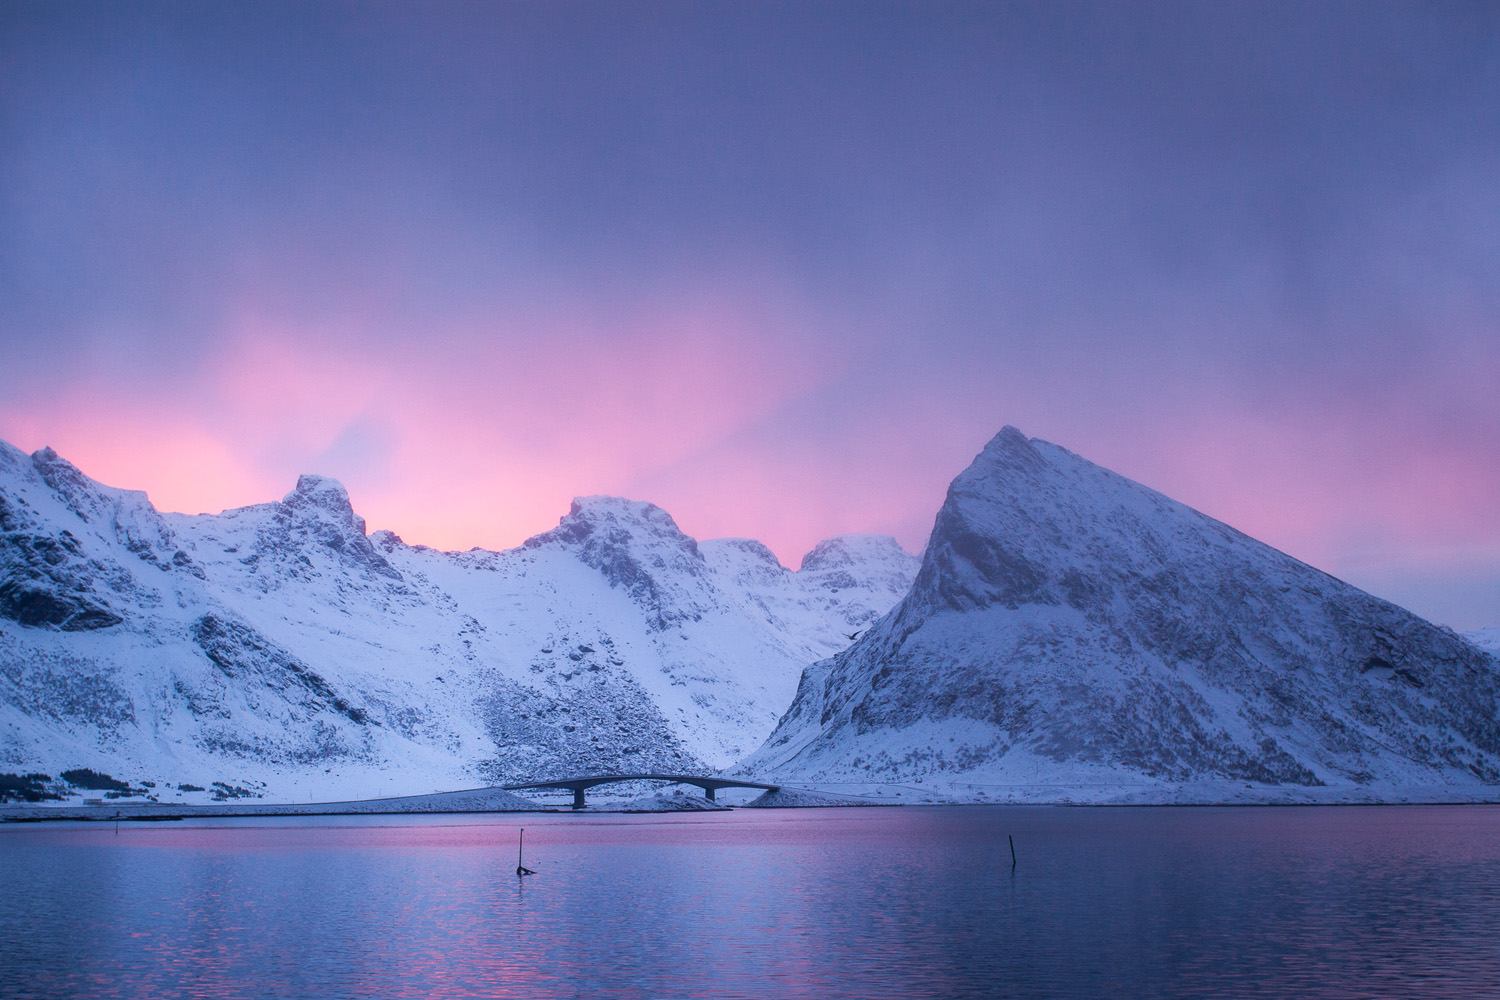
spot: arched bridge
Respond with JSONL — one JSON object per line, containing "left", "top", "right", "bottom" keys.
{"left": 503, "top": 773, "right": 780, "bottom": 809}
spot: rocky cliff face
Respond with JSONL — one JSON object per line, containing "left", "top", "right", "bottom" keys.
{"left": 741, "top": 427, "right": 1500, "bottom": 802}
{"left": 0, "top": 441, "right": 917, "bottom": 800}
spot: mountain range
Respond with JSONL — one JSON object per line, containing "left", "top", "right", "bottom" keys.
{"left": 3, "top": 428, "right": 1497, "bottom": 805}
{"left": 0, "top": 438, "right": 915, "bottom": 801}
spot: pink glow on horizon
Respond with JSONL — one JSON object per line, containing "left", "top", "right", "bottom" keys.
{"left": 4, "top": 373, "right": 1495, "bottom": 575}
{"left": 0, "top": 383, "right": 274, "bottom": 512}
{"left": 2, "top": 313, "right": 1496, "bottom": 609}
{"left": 0, "top": 299, "right": 864, "bottom": 561}
{"left": 1086, "top": 405, "right": 1500, "bottom": 583}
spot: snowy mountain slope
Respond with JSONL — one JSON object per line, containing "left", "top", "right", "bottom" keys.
{"left": 1466, "top": 627, "right": 1500, "bottom": 654}
{"left": 0, "top": 441, "right": 917, "bottom": 800}
{"left": 739, "top": 427, "right": 1500, "bottom": 803}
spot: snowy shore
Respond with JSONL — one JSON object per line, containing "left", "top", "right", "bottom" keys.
{"left": 6, "top": 779, "right": 1497, "bottom": 823}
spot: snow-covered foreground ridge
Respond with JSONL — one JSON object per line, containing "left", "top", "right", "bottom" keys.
{"left": 738, "top": 427, "right": 1500, "bottom": 804}
{"left": 0, "top": 439, "right": 917, "bottom": 801}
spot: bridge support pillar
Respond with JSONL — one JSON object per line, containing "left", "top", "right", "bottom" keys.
{"left": 704, "top": 786, "right": 716, "bottom": 802}
{"left": 572, "top": 787, "right": 586, "bottom": 810}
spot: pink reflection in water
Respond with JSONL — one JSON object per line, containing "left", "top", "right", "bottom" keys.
{"left": 5, "top": 808, "right": 1500, "bottom": 999}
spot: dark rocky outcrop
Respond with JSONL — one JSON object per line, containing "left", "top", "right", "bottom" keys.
{"left": 523, "top": 496, "right": 709, "bottom": 630}
{"left": 192, "top": 613, "right": 370, "bottom": 725}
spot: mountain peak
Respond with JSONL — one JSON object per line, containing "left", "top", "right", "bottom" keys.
{"left": 990, "top": 424, "right": 1031, "bottom": 449}
{"left": 909, "top": 427, "right": 1183, "bottom": 614}
{"left": 288, "top": 473, "right": 350, "bottom": 501}
{"left": 25, "top": 444, "right": 136, "bottom": 525}
{"left": 567, "top": 495, "right": 684, "bottom": 532}
{"left": 965, "top": 425, "right": 1050, "bottom": 480}
{"left": 273, "top": 473, "right": 386, "bottom": 557}
{"left": 30, "top": 445, "right": 86, "bottom": 483}
{"left": 522, "top": 494, "right": 706, "bottom": 626}
{"left": 283, "top": 473, "right": 357, "bottom": 522}
{"left": 524, "top": 495, "right": 697, "bottom": 552}
{"left": 707, "top": 537, "right": 785, "bottom": 569}
{"left": 744, "top": 424, "right": 1500, "bottom": 798}
{"left": 799, "top": 534, "right": 910, "bottom": 573}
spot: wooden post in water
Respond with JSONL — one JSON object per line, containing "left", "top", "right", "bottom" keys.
{"left": 516, "top": 828, "right": 536, "bottom": 877}
{"left": 1009, "top": 834, "right": 1016, "bottom": 869}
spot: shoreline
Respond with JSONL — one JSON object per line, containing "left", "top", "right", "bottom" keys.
{"left": 5, "top": 783, "right": 1499, "bottom": 823}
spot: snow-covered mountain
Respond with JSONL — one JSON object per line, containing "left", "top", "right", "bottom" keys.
{"left": 1467, "top": 627, "right": 1500, "bottom": 655}
{"left": 739, "top": 427, "right": 1500, "bottom": 803}
{"left": 0, "top": 439, "right": 917, "bottom": 800}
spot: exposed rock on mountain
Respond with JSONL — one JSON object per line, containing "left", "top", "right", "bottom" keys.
{"left": 522, "top": 496, "right": 708, "bottom": 631}
{"left": 0, "top": 440, "right": 917, "bottom": 800}
{"left": 741, "top": 427, "right": 1500, "bottom": 802}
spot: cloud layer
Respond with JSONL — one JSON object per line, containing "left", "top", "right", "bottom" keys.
{"left": 2, "top": 2, "right": 1497, "bottom": 626}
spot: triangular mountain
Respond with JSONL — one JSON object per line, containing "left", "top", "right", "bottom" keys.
{"left": 740, "top": 427, "right": 1500, "bottom": 803}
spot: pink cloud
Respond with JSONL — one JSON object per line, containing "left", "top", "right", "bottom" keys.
{"left": 0, "top": 291, "right": 847, "bottom": 555}
{"left": 3, "top": 302, "right": 1496, "bottom": 632}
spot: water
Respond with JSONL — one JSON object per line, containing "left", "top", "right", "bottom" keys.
{"left": 3, "top": 805, "right": 1500, "bottom": 999}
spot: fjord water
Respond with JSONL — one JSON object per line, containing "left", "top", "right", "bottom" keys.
{"left": 3, "top": 807, "right": 1499, "bottom": 999}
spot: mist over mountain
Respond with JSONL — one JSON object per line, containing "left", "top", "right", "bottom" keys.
{"left": 739, "top": 428, "right": 1500, "bottom": 803}
{"left": 0, "top": 439, "right": 916, "bottom": 800}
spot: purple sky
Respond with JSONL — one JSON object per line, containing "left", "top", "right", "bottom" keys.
{"left": 2, "top": 1, "right": 1498, "bottom": 628}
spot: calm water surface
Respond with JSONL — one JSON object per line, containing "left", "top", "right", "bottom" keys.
{"left": 3, "top": 805, "right": 1500, "bottom": 999}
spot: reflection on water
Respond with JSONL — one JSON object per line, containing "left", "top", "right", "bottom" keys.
{"left": 3, "top": 806, "right": 1499, "bottom": 999}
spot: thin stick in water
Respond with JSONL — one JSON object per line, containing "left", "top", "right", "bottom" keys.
{"left": 516, "top": 827, "right": 536, "bottom": 877}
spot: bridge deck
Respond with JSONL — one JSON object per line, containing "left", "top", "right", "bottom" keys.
{"left": 502, "top": 773, "right": 780, "bottom": 808}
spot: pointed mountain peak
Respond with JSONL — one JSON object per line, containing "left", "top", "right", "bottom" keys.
{"left": 31, "top": 445, "right": 83, "bottom": 479}
{"left": 795, "top": 534, "right": 920, "bottom": 597}
{"left": 911, "top": 426, "right": 1150, "bottom": 613}
{"left": 990, "top": 424, "right": 1031, "bottom": 449}
{"left": 522, "top": 494, "right": 706, "bottom": 625}
{"left": 525, "top": 495, "right": 697, "bottom": 553}
{"left": 288, "top": 474, "right": 351, "bottom": 501}
{"left": 708, "top": 537, "right": 786, "bottom": 569}
{"left": 565, "top": 495, "right": 685, "bottom": 533}
{"left": 282, "top": 474, "right": 366, "bottom": 536}
{"left": 967, "top": 425, "right": 1050, "bottom": 478}
{"left": 798, "top": 534, "right": 911, "bottom": 573}
{"left": 26, "top": 445, "right": 127, "bottom": 523}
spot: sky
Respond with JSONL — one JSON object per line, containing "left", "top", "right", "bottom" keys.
{"left": 1, "top": 1, "right": 1498, "bottom": 628}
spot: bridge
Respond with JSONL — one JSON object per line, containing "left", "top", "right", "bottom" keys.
{"left": 502, "top": 773, "right": 780, "bottom": 809}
